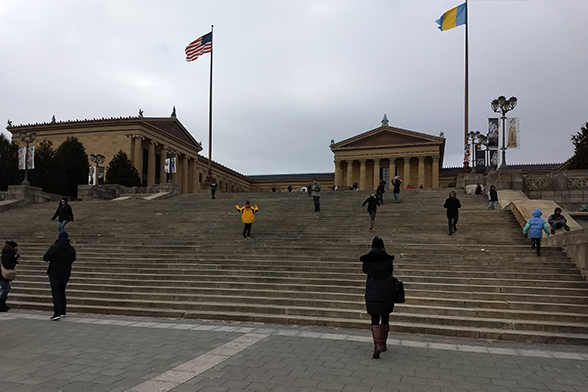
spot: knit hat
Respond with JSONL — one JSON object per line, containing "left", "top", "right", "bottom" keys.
{"left": 58, "top": 231, "right": 69, "bottom": 240}
{"left": 371, "top": 236, "right": 384, "bottom": 249}
{"left": 6, "top": 241, "right": 18, "bottom": 248}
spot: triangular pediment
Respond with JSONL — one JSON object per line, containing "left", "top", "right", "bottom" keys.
{"left": 331, "top": 125, "right": 444, "bottom": 151}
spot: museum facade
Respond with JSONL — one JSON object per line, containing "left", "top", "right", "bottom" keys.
{"left": 8, "top": 114, "right": 446, "bottom": 193}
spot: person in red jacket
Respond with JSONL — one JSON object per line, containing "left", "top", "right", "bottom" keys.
{"left": 236, "top": 201, "right": 259, "bottom": 238}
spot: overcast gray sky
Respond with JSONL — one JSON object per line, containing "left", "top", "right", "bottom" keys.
{"left": 1, "top": 0, "right": 587, "bottom": 175}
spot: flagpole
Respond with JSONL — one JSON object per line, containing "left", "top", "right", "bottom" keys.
{"left": 461, "top": 0, "right": 471, "bottom": 173}
{"left": 206, "top": 25, "right": 214, "bottom": 182}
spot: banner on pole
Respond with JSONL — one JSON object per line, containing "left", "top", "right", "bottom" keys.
{"left": 506, "top": 117, "right": 520, "bottom": 149}
{"left": 18, "top": 146, "right": 35, "bottom": 170}
{"left": 88, "top": 166, "right": 96, "bottom": 185}
{"left": 489, "top": 149, "right": 499, "bottom": 170}
{"left": 487, "top": 118, "right": 499, "bottom": 149}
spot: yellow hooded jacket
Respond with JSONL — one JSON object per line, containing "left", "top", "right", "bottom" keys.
{"left": 236, "top": 204, "right": 259, "bottom": 223}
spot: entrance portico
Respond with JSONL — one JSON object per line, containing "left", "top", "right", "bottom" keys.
{"left": 330, "top": 118, "right": 445, "bottom": 190}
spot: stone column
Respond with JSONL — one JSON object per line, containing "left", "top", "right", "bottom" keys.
{"left": 359, "top": 159, "right": 367, "bottom": 191}
{"left": 160, "top": 146, "right": 167, "bottom": 184}
{"left": 133, "top": 136, "right": 144, "bottom": 183}
{"left": 192, "top": 158, "right": 200, "bottom": 193}
{"left": 388, "top": 158, "right": 396, "bottom": 188}
{"left": 346, "top": 160, "right": 354, "bottom": 187}
{"left": 418, "top": 156, "right": 426, "bottom": 188}
{"left": 403, "top": 157, "right": 411, "bottom": 187}
{"left": 432, "top": 155, "right": 440, "bottom": 188}
{"left": 334, "top": 160, "right": 342, "bottom": 187}
{"left": 373, "top": 159, "right": 381, "bottom": 186}
{"left": 147, "top": 141, "right": 156, "bottom": 186}
{"left": 182, "top": 154, "right": 189, "bottom": 194}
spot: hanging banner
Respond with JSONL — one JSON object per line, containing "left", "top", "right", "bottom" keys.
{"left": 18, "top": 146, "right": 35, "bottom": 170}
{"left": 475, "top": 149, "right": 485, "bottom": 168}
{"left": 88, "top": 166, "right": 96, "bottom": 185}
{"left": 489, "top": 149, "right": 499, "bottom": 170}
{"left": 171, "top": 157, "right": 177, "bottom": 173}
{"left": 506, "top": 117, "right": 520, "bottom": 149}
{"left": 164, "top": 158, "right": 170, "bottom": 174}
{"left": 98, "top": 166, "right": 105, "bottom": 185}
{"left": 487, "top": 118, "right": 499, "bottom": 149}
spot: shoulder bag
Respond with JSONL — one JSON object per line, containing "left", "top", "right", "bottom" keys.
{"left": 1, "top": 264, "right": 17, "bottom": 281}
{"left": 393, "top": 277, "right": 405, "bottom": 303}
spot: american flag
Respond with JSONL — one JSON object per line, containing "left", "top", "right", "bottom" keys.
{"left": 185, "top": 32, "right": 212, "bottom": 62}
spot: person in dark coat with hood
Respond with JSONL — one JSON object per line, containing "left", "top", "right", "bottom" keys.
{"left": 0, "top": 241, "right": 20, "bottom": 312}
{"left": 443, "top": 191, "right": 462, "bottom": 235}
{"left": 43, "top": 231, "right": 76, "bottom": 320}
{"left": 361, "top": 236, "right": 395, "bottom": 359}
{"left": 361, "top": 193, "right": 381, "bottom": 231}
{"left": 51, "top": 198, "right": 74, "bottom": 233}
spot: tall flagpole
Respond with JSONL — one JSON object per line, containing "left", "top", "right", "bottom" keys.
{"left": 461, "top": 0, "right": 471, "bottom": 173}
{"left": 206, "top": 25, "right": 214, "bottom": 182}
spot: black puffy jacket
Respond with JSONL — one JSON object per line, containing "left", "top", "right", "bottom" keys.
{"left": 43, "top": 239, "right": 76, "bottom": 281}
{"left": 361, "top": 249, "right": 395, "bottom": 315}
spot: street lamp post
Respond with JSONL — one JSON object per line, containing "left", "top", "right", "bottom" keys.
{"left": 89, "top": 153, "right": 105, "bottom": 185}
{"left": 19, "top": 131, "right": 36, "bottom": 185}
{"left": 468, "top": 130, "right": 488, "bottom": 173}
{"left": 491, "top": 95, "right": 517, "bottom": 170}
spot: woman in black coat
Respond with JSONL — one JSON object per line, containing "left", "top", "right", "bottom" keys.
{"left": 361, "top": 236, "right": 394, "bottom": 359}
{"left": 51, "top": 198, "right": 74, "bottom": 233}
{"left": 1, "top": 241, "right": 20, "bottom": 311}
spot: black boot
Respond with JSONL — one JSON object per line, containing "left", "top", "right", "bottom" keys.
{"left": 0, "top": 299, "right": 8, "bottom": 311}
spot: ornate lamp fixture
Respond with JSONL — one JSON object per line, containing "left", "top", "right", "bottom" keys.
{"left": 490, "top": 95, "right": 517, "bottom": 170}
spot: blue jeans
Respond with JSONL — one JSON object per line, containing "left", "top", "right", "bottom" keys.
{"left": 50, "top": 278, "right": 68, "bottom": 316}
{"left": 59, "top": 220, "right": 69, "bottom": 233}
{"left": 313, "top": 196, "right": 320, "bottom": 212}
{"left": 393, "top": 193, "right": 399, "bottom": 203}
{"left": 0, "top": 278, "right": 10, "bottom": 301}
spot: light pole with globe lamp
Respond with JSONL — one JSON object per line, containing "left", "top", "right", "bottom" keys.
{"left": 19, "top": 131, "right": 36, "bottom": 185}
{"left": 491, "top": 95, "right": 517, "bottom": 170}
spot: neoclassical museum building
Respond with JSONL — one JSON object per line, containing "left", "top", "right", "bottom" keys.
{"left": 8, "top": 114, "right": 448, "bottom": 193}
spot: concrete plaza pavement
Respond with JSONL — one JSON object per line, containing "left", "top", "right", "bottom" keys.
{"left": 1, "top": 311, "right": 588, "bottom": 392}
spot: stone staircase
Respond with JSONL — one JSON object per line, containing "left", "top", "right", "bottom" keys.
{"left": 2, "top": 188, "right": 588, "bottom": 344}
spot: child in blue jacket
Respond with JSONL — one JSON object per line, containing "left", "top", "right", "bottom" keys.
{"left": 522, "top": 208, "right": 550, "bottom": 256}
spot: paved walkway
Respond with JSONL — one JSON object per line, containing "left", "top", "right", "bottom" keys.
{"left": 1, "top": 311, "right": 588, "bottom": 392}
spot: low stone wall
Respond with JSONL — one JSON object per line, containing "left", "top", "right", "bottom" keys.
{"left": 78, "top": 183, "right": 181, "bottom": 200}
{"left": 543, "top": 228, "right": 588, "bottom": 279}
{"left": 7, "top": 185, "right": 63, "bottom": 204}
{"left": 499, "top": 189, "right": 587, "bottom": 280}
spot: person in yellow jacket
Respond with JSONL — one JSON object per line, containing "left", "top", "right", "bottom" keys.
{"left": 236, "top": 201, "right": 259, "bottom": 238}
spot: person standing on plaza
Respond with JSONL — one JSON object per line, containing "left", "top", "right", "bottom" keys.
{"left": 361, "top": 236, "right": 395, "bottom": 359}
{"left": 443, "top": 191, "right": 461, "bottom": 235}
{"left": 523, "top": 208, "right": 550, "bottom": 256}
{"left": 548, "top": 207, "right": 571, "bottom": 234}
{"left": 210, "top": 179, "right": 217, "bottom": 199}
{"left": 51, "top": 198, "right": 74, "bottom": 233}
{"left": 376, "top": 180, "right": 386, "bottom": 204}
{"left": 43, "top": 231, "right": 76, "bottom": 320}
{"left": 486, "top": 185, "right": 499, "bottom": 210}
{"left": 391, "top": 176, "right": 401, "bottom": 203}
{"left": 311, "top": 179, "right": 321, "bottom": 212}
{"left": 362, "top": 193, "right": 380, "bottom": 231}
{"left": 236, "top": 201, "right": 259, "bottom": 238}
{"left": 0, "top": 241, "right": 20, "bottom": 312}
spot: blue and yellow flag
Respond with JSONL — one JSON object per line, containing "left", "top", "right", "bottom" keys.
{"left": 436, "top": 3, "right": 467, "bottom": 31}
